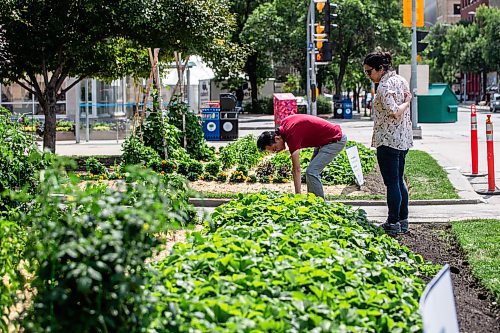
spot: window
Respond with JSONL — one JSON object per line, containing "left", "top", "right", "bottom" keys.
{"left": 454, "top": 4, "right": 461, "bottom": 15}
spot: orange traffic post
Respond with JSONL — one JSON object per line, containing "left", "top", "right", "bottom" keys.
{"left": 471, "top": 105, "right": 479, "bottom": 175}
{"left": 477, "top": 115, "right": 500, "bottom": 195}
{"left": 465, "top": 105, "right": 485, "bottom": 177}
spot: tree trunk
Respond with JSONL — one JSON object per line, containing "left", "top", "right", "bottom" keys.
{"left": 245, "top": 53, "right": 259, "bottom": 113}
{"left": 42, "top": 87, "right": 58, "bottom": 153}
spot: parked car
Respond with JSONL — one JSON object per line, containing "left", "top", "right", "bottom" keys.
{"left": 490, "top": 93, "right": 500, "bottom": 113}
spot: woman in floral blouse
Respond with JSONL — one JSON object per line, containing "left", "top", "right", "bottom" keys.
{"left": 363, "top": 51, "right": 412, "bottom": 236}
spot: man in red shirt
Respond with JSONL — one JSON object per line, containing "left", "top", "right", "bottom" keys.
{"left": 257, "top": 114, "right": 347, "bottom": 198}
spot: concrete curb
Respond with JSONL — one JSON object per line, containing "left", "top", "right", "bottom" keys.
{"left": 189, "top": 197, "right": 483, "bottom": 208}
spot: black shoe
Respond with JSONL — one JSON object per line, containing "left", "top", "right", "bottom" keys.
{"left": 379, "top": 221, "right": 401, "bottom": 236}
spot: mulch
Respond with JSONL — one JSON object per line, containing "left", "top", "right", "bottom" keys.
{"left": 398, "top": 224, "right": 500, "bottom": 333}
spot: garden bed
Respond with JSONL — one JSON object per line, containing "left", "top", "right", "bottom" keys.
{"left": 398, "top": 224, "right": 500, "bottom": 333}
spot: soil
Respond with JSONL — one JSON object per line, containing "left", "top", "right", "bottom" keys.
{"left": 398, "top": 224, "right": 500, "bottom": 333}
{"left": 189, "top": 166, "right": 387, "bottom": 197}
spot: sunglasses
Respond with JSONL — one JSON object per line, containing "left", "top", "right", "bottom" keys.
{"left": 364, "top": 68, "right": 374, "bottom": 76}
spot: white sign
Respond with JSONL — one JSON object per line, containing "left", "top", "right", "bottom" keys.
{"left": 345, "top": 146, "right": 364, "bottom": 186}
{"left": 419, "top": 264, "right": 460, "bottom": 333}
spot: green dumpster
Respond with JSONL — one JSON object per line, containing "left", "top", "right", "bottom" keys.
{"left": 417, "top": 83, "right": 458, "bottom": 123}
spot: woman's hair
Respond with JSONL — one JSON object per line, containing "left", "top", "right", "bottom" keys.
{"left": 363, "top": 51, "right": 393, "bottom": 71}
{"left": 257, "top": 128, "right": 280, "bottom": 151}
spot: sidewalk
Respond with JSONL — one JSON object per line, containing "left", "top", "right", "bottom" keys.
{"left": 53, "top": 107, "right": 500, "bottom": 222}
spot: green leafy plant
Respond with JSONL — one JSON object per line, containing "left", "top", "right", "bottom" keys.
{"left": 219, "top": 135, "right": 263, "bottom": 170}
{"left": 121, "top": 135, "right": 160, "bottom": 167}
{"left": 22, "top": 164, "right": 194, "bottom": 332}
{"left": 205, "top": 161, "right": 222, "bottom": 176}
{"left": 300, "top": 141, "right": 376, "bottom": 185}
{"left": 146, "top": 193, "right": 438, "bottom": 332}
{"left": 85, "top": 156, "right": 108, "bottom": 176}
{"left": 216, "top": 171, "right": 228, "bottom": 182}
{"left": 229, "top": 170, "right": 247, "bottom": 183}
{"left": 167, "top": 97, "right": 214, "bottom": 161}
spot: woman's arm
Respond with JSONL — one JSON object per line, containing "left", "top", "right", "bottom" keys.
{"left": 384, "top": 90, "right": 412, "bottom": 119}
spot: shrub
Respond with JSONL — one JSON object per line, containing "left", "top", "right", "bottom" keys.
{"left": 216, "top": 171, "right": 228, "bottom": 182}
{"left": 255, "top": 160, "right": 275, "bottom": 180}
{"left": 229, "top": 170, "right": 246, "bottom": 183}
{"left": 167, "top": 97, "right": 214, "bottom": 161}
{"left": 235, "top": 165, "right": 249, "bottom": 176}
{"left": 85, "top": 157, "right": 108, "bottom": 176}
{"left": 204, "top": 161, "right": 221, "bottom": 176}
{"left": 317, "top": 95, "right": 332, "bottom": 114}
{"left": 121, "top": 135, "right": 160, "bottom": 167}
{"left": 22, "top": 165, "right": 193, "bottom": 332}
{"left": 243, "top": 97, "right": 273, "bottom": 114}
{"left": 188, "top": 160, "right": 204, "bottom": 176}
{"left": 177, "top": 160, "right": 190, "bottom": 176}
{"left": 219, "top": 135, "right": 263, "bottom": 170}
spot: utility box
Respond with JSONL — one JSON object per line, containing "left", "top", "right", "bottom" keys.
{"left": 333, "top": 100, "right": 344, "bottom": 119}
{"left": 273, "top": 93, "right": 297, "bottom": 125}
{"left": 417, "top": 84, "right": 458, "bottom": 123}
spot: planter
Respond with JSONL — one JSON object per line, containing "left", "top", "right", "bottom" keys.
{"left": 56, "top": 131, "right": 76, "bottom": 141}
{"left": 89, "top": 130, "right": 127, "bottom": 140}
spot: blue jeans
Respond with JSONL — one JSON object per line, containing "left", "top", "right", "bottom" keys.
{"left": 376, "top": 145, "right": 409, "bottom": 224}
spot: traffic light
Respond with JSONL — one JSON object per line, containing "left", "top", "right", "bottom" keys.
{"left": 313, "top": 0, "right": 337, "bottom": 64}
{"left": 324, "top": 0, "right": 338, "bottom": 37}
{"left": 417, "top": 30, "right": 429, "bottom": 53}
{"left": 316, "top": 41, "right": 332, "bottom": 62}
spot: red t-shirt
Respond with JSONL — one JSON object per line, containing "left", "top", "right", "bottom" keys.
{"left": 278, "top": 114, "right": 342, "bottom": 154}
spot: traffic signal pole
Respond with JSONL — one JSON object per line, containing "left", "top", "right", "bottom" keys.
{"left": 307, "top": 0, "right": 317, "bottom": 116}
{"left": 410, "top": 0, "right": 422, "bottom": 138}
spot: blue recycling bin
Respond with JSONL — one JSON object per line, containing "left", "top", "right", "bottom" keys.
{"left": 201, "top": 107, "right": 220, "bottom": 141}
{"left": 343, "top": 99, "right": 353, "bottom": 119}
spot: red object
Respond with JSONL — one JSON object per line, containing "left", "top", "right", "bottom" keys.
{"left": 273, "top": 93, "right": 297, "bottom": 126}
{"left": 486, "top": 115, "right": 496, "bottom": 192}
{"left": 471, "top": 105, "right": 479, "bottom": 175}
{"left": 278, "top": 114, "right": 343, "bottom": 154}
{"left": 207, "top": 101, "right": 220, "bottom": 107}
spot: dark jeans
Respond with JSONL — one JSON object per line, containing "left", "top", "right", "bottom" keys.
{"left": 376, "top": 145, "right": 409, "bottom": 224}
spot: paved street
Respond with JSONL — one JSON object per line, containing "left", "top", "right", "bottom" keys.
{"left": 52, "top": 105, "right": 500, "bottom": 222}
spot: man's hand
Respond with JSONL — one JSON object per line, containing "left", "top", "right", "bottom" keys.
{"left": 291, "top": 150, "right": 301, "bottom": 194}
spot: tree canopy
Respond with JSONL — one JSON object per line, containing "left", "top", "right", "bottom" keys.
{"left": 0, "top": 0, "right": 238, "bottom": 152}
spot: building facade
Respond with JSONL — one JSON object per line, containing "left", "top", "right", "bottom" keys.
{"left": 437, "top": 0, "right": 462, "bottom": 24}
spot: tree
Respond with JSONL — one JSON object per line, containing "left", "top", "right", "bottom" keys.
{"left": 422, "top": 23, "right": 451, "bottom": 83}
{"left": 0, "top": 0, "right": 236, "bottom": 153}
{"left": 325, "top": 0, "right": 410, "bottom": 96}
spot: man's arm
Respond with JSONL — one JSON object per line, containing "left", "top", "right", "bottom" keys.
{"left": 290, "top": 150, "right": 301, "bottom": 194}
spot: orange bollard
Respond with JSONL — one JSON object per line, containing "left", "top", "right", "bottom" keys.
{"left": 486, "top": 115, "right": 496, "bottom": 192}
{"left": 471, "top": 105, "right": 479, "bottom": 175}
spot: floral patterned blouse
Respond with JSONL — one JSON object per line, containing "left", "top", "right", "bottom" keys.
{"left": 371, "top": 70, "right": 413, "bottom": 150}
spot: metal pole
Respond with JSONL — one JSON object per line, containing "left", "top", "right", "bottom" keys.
{"left": 85, "top": 79, "right": 90, "bottom": 142}
{"left": 75, "top": 80, "right": 80, "bottom": 143}
{"left": 410, "top": 0, "right": 421, "bottom": 138}
{"left": 310, "top": 0, "right": 317, "bottom": 116}
{"left": 306, "top": 4, "right": 311, "bottom": 115}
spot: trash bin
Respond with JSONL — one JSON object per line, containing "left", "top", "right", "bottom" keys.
{"left": 343, "top": 98, "right": 353, "bottom": 119}
{"left": 417, "top": 84, "right": 458, "bottom": 123}
{"left": 201, "top": 107, "right": 220, "bottom": 141}
{"left": 220, "top": 111, "right": 238, "bottom": 141}
{"left": 333, "top": 100, "right": 344, "bottom": 119}
{"left": 273, "top": 93, "right": 297, "bottom": 125}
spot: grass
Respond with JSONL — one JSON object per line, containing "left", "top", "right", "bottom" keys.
{"left": 452, "top": 219, "right": 500, "bottom": 302}
{"left": 405, "top": 150, "right": 459, "bottom": 200}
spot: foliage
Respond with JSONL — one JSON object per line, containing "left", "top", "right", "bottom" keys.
{"left": 405, "top": 150, "right": 459, "bottom": 200}
{"left": 22, "top": 164, "right": 193, "bottom": 332}
{"left": 216, "top": 171, "right": 229, "bottom": 182}
{"left": 0, "top": 112, "right": 50, "bottom": 210}
{"left": 55, "top": 120, "right": 75, "bottom": 132}
{"left": 167, "top": 97, "right": 214, "bottom": 161}
{"left": 229, "top": 170, "right": 247, "bottom": 183}
{"left": 243, "top": 96, "right": 274, "bottom": 114}
{"left": 0, "top": 214, "right": 29, "bottom": 332}
{"left": 0, "top": 0, "right": 237, "bottom": 152}
{"left": 452, "top": 219, "right": 500, "bottom": 302}
{"left": 219, "top": 135, "right": 263, "bottom": 169}
{"left": 282, "top": 73, "right": 302, "bottom": 94}
{"left": 146, "top": 193, "right": 437, "bottom": 332}
{"left": 139, "top": 90, "right": 184, "bottom": 160}
{"left": 255, "top": 160, "right": 276, "bottom": 182}
{"left": 85, "top": 156, "right": 108, "bottom": 176}
{"left": 316, "top": 95, "right": 332, "bottom": 115}
{"left": 300, "top": 141, "right": 376, "bottom": 185}
{"left": 205, "top": 161, "right": 222, "bottom": 176}
{"left": 121, "top": 135, "right": 160, "bottom": 166}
